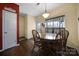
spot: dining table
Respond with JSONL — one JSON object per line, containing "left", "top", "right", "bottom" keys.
{"left": 39, "top": 33, "right": 63, "bottom": 55}
{"left": 38, "top": 33, "right": 78, "bottom": 56}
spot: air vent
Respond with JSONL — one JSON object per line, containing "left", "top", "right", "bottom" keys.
{"left": 37, "top": 3, "right": 40, "bottom": 5}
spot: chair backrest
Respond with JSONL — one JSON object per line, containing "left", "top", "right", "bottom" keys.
{"left": 55, "top": 29, "right": 69, "bottom": 47}
{"left": 32, "top": 30, "right": 40, "bottom": 42}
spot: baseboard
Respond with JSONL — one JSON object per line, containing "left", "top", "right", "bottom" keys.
{"left": 27, "top": 37, "right": 33, "bottom": 40}
{"left": 19, "top": 36, "right": 25, "bottom": 39}
{"left": 0, "top": 49, "right": 4, "bottom": 52}
{"left": 0, "top": 43, "right": 20, "bottom": 52}
{"left": 17, "top": 43, "right": 20, "bottom": 46}
{"left": 19, "top": 36, "right": 27, "bottom": 41}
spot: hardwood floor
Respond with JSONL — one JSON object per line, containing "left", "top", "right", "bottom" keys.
{"left": 0, "top": 39, "right": 34, "bottom": 56}
{"left": 0, "top": 38, "right": 78, "bottom": 56}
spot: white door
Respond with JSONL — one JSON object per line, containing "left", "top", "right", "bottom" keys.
{"left": 3, "top": 10, "right": 17, "bottom": 50}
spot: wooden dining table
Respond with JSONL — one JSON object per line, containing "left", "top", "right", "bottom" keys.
{"left": 38, "top": 33, "right": 78, "bottom": 56}
{"left": 39, "top": 33, "right": 63, "bottom": 55}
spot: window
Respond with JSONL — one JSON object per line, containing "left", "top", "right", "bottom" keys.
{"left": 36, "top": 21, "right": 41, "bottom": 33}
{"left": 45, "top": 15, "right": 65, "bottom": 33}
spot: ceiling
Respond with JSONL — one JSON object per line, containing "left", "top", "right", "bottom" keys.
{"left": 18, "top": 3, "right": 64, "bottom": 16}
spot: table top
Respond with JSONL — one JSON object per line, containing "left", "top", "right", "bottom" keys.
{"left": 41, "top": 33, "right": 61, "bottom": 40}
{"left": 44, "top": 33, "right": 56, "bottom": 40}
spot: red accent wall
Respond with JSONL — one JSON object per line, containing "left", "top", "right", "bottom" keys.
{"left": 0, "top": 10, "right": 2, "bottom": 49}
{"left": 0, "top": 3, "right": 19, "bottom": 49}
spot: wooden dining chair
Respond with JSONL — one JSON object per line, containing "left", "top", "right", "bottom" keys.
{"left": 53, "top": 29, "right": 69, "bottom": 55}
{"left": 32, "top": 30, "right": 42, "bottom": 55}
{"left": 55, "top": 29, "right": 69, "bottom": 47}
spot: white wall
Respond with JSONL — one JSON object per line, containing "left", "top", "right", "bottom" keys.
{"left": 76, "top": 4, "right": 79, "bottom": 52}
{"left": 19, "top": 16, "right": 25, "bottom": 37}
{"left": 77, "top": 4, "right": 79, "bottom": 43}
{"left": 25, "top": 15, "right": 36, "bottom": 39}
{"left": 19, "top": 15, "right": 36, "bottom": 39}
{"left": 25, "top": 16, "right": 27, "bottom": 39}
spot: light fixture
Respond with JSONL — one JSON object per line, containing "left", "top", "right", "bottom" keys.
{"left": 42, "top": 13, "right": 49, "bottom": 18}
{"left": 42, "top": 4, "right": 49, "bottom": 18}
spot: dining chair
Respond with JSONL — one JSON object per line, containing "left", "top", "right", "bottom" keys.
{"left": 32, "top": 30, "right": 42, "bottom": 56}
{"left": 52, "top": 29, "right": 69, "bottom": 55}
{"left": 55, "top": 29, "right": 69, "bottom": 47}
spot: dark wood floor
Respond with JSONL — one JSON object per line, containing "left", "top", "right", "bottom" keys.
{"left": 0, "top": 39, "right": 34, "bottom": 56}
{"left": 0, "top": 38, "right": 78, "bottom": 56}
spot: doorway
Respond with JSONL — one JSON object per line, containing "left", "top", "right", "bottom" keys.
{"left": 2, "top": 10, "right": 17, "bottom": 50}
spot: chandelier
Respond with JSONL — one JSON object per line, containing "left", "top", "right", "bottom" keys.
{"left": 42, "top": 4, "right": 49, "bottom": 18}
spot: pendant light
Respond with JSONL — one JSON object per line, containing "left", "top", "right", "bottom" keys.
{"left": 42, "top": 3, "right": 49, "bottom": 18}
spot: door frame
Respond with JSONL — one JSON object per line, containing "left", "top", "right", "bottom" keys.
{"left": 0, "top": 8, "right": 19, "bottom": 51}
